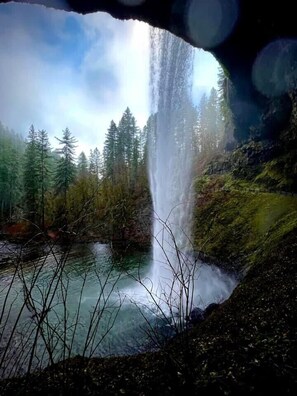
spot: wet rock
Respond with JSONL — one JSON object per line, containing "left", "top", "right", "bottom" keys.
{"left": 187, "top": 304, "right": 220, "bottom": 325}
{"left": 151, "top": 317, "right": 176, "bottom": 343}
{"left": 204, "top": 303, "right": 219, "bottom": 318}
{"left": 188, "top": 307, "right": 204, "bottom": 325}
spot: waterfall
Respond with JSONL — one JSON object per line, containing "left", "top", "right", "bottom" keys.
{"left": 148, "top": 28, "right": 196, "bottom": 316}
{"left": 122, "top": 28, "right": 236, "bottom": 324}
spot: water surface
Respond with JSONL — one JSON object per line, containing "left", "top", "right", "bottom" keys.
{"left": 0, "top": 241, "right": 236, "bottom": 377}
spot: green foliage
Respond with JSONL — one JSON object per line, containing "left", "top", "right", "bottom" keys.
{"left": 99, "top": 108, "right": 150, "bottom": 241}
{"left": 53, "top": 128, "right": 77, "bottom": 229}
{"left": 0, "top": 108, "right": 150, "bottom": 242}
{"left": 194, "top": 174, "right": 297, "bottom": 272}
{"left": 55, "top": 128, "right": 77, "bottom": 196}
{"left": 23, "top": 125, "right": 40, "bottom": 224}
{"left": 193, "top": 87, "right": 224, "bottom": 157}
{"left": 77, "top": 151, "right": 88, "bottom": 178}
{"left": 89, "top": 147, "right": 102, "bottom": 180}
{"left": 22, "top": 126, "right": 52, "bottom": 227}
{"left": 0, "top": 122, "right": 23, "bottom": 222}
{"left": 217, "top": 66, "right": 235, "bottom": 148}
{"left": 37, "top": 129, "right": 51, "bottom": 229}
{"left": 118, "top": 107, "right": 137, "bottom": 168}
{"left": 103, "top": 108, "right": 142, "bottom": 188}
{"left": 103, "top": 120, "right": 118, "bottom": 181}
{"left": 255, "top": 152, "right": 297, "bottom": 191}
{"left": 217, "top": 66, "right": 231, "bottom": 120}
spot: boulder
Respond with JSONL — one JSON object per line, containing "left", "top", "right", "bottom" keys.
{"left": 188, "top": 307, "right": 204, "bottom": 325}
{"left": 203, "top": 303, "right": 220, "bottom": 318}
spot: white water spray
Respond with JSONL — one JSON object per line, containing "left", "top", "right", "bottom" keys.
{"left": 148, "top": 29, "right": 195, "bottom": 312}
{"left": 148, "top": 29, "right": 236, "bottom": 315}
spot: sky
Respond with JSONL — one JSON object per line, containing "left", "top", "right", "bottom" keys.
{"left": 0, "top": 2, "right": 219, "bottom": 155}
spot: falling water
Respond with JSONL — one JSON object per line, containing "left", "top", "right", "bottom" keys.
{"left": 148, "top": 29, "right": 236, "bottom": 317}
{"left": 148, "top": 29, "right": 196, "bottom": 314}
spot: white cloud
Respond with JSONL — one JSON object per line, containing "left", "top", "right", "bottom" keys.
{"left": 0, "top": 4, "right": 150, "bottom": 155}
{"left": 78, "top": 13, "right": 150, "bottom": 129}
{"left": 0, "top": 3, "right": 218, "bottom": 157}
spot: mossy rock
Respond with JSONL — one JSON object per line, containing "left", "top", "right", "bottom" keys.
{"left": 193, "top": 174, "right": 297, "bottom": 273}
{"left": 255, "top": 151, "right": 297, "bottom": 192}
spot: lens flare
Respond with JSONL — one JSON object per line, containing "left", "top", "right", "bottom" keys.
{"left": 252, "top": 39, "right": 297, "bottom": 97}
{"left": 186, "top": 0, "right": 238, "bottom": 48}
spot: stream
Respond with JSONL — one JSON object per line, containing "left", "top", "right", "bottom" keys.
{"left": 0, "top": 241, "right": 236, "bottom": 378}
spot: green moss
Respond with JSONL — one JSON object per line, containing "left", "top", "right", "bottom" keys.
{"left": 194, "top": 175, "right": 211, "bottom": 193}
{"left": 193, "top": 174, "right": 297, "bottom": 272}
{"left": 255, "top": 156, "right": 296, "bottom": 190}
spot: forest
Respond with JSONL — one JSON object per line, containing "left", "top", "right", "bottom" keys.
{"left": 0, "top": 1, "right": 296, "bottom": 394}
{"left": 0, "top": 87, "right": 223, "bottom": 243}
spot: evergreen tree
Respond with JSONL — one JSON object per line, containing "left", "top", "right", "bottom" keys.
{"left": 218, "top": 66, "right": 235, "bottom": 149}
{"left": 207, "top": 87, "right": 223, "bottom": 149}
{"left": 140, "top": 125, "right": 148, "bottom": 164}
{"left": 77, "top": 151, "right": 88, "bottom": 178}
{"left": 118, "top": 107, "right": 137, "bottom": 166}
{"left": 37, "top": 129, "right": 51, "bottom": 229}
{"left": 23, "top": 125, "right": 40, "bottom": 224}
{"left": 117, "top": 107, "right": 140, "bottom": 185}
{"left": 131, "top": 135, "right": 140, "bottom": 186}
{"left": 218, "top": 66, "right": 229, "bottom": 119}
{"left": 143, "top": 114, "right": 157, "bottom": 161}
{"left": 89, "top": 147, "right": 102, "bottom": 180}
{"left": 195, "top": 90, "right": 223, "bottom": 155}
{"left": 0, "top": 123, "right": 23, "bottom": 221}
{"left": 196, "top": 93, "right": 208, "bottom": 153}
{"left": 103, "top": 120, "right": 118, "bottom": 180}
{"left": 89, "top": 149, "right": 94, "bottom": 173}
{"left": 55, "top": 128, "right": 77, "bottom": 221}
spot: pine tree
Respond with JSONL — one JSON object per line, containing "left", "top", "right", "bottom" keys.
{"left": 89, "top": 147, "right": 102, "bottom": 180}
{"left": 218, "top": 66, "right": 235, "bottom": 149}
{"left": 207, "top": 87, "right": 223, "bottom": 150}
{"left": 197, "top": 93, "right": 208, "bottom": 153}
{"left": 37, "top": 129, "right": 51, "bottom": 229}
{"left": 195, "top": 90, "right": 224, "bottom": 155}
{"left": 55, "top": 128, "right": 77, "bottom": 224}
{"left": 131, "top": 135, "right": 140, "bottom": 186}
{"left": 117, "top": 107, "right": 138, "bottom": 167}
{"left": 0, "top": 123, "right": 23, "bottom": 221}
{"left": 7, "top": 147, "right": 21, "bottom": 220}
{"left": 23, "top": 125, "right": 40, "bottom": 224}
{"left": 117, "top": 107, "right": 140, "bottom": 185}
{"left": 103, "top": 120, "right": 118, "bottom": 181}
{"left": 77, "top": 151, "right": 88, "bottom": 178}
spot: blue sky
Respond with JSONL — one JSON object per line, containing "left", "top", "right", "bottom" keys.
{"left": 0, "top": 2, "right": 219, "bottom": 154}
